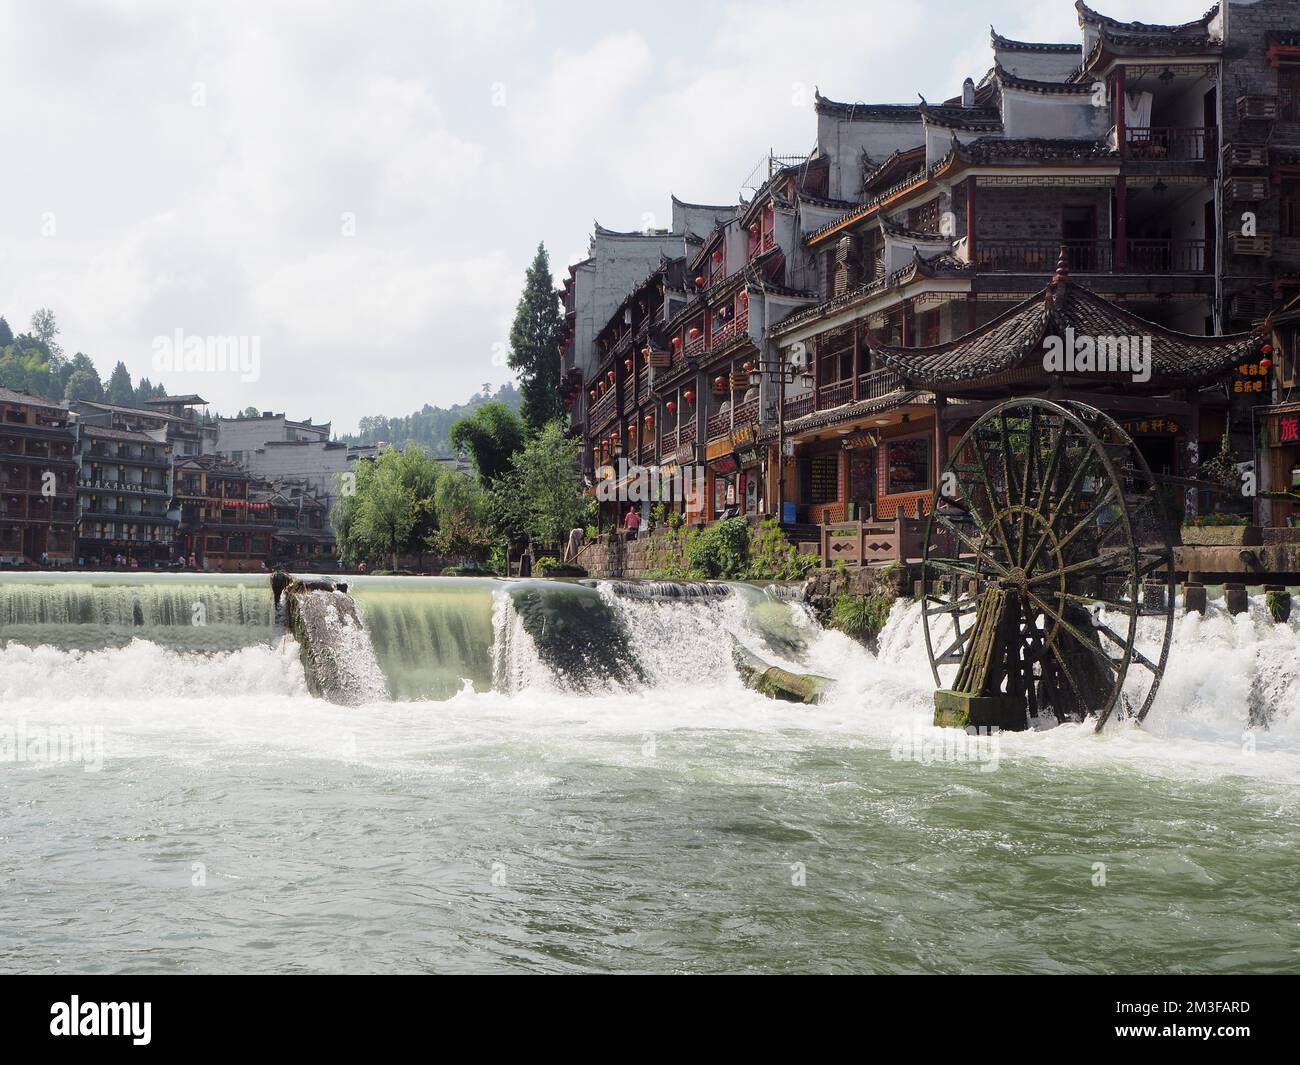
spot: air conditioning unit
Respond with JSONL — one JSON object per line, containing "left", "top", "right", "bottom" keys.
{"left": 1228, "top": 177, "right": 1268, "bottom": 203}
{"left": 1229, "top": 234, "right": 1274, "bottom": 257}
{"left": 1236, "top": 95, "right": 1278, "bottom": 121}
{"left": 1223, "top": 142, "right": 1269, "bottom": 168}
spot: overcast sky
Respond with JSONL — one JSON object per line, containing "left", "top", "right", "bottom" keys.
{"left": 0, "top": 0, "right": 1206, "bottom": 432}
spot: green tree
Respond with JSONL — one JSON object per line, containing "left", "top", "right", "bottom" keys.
{"left": 0, "top": 316, "right": 13, "bottom": 347}
{"left": 495, "top": 419, "right": 592, "bottom": 547}
{"left": 508, "top": 243, "right": 565, "bottom": 433}
{"left": 240, "top": 406, "right": 260, "bottom": 418}
{"left": 449, "top": 401, "right": 525, "bottom": 485}
{"left": 30, "top": 308, "right": 63, "bottom": 366}
{"left": 64, "top": 367, "right": 104, "bottom": 402}
{"left": 106, "top": 361, "right": 134, "bottom": 404}
{"left": 333, "top": 445, "right": 447, "bottom": 569}
{"left": 431, "top": 471, "right": 492, "bottom": 562}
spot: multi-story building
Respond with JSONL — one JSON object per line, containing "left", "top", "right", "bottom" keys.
{"left": 575, "top": 0, "right": 1298, "bottom": 550}
{"left": 73, "top": 423, "right": 176, "bottom": 567}
{"left": 255, "top": 481, "right": 335, "bottom": 568}
{"left": 144, "top": 394, "right": 217, "bottom": 457}
{"left": 0, "top": 387, "right": 78, "bottom": 565}
{"left": 213, "top": 408, "right": 374, "bottom": 512}
{"left": 173, "top": 454, "right": 276, "bottom": 571}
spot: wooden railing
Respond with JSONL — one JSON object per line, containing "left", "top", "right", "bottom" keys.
{"left": 858, "top": 366, "right": 904, "bottom": 400}
{"left": 706, "top": 411, "right": 731, "bottom": 440}
{"left": 817, "top": 380, "right": 854, "bottom": 409}
{"left": 820, "top": 515, "right": 928, "bottom": 567}
{"left": 684, "top": 333, "right": 706, "bottom": 358}
{"left": 660, "top": 429, "right": 678, "bottom": 455}
{"left": 977, "top": 239, "right": 1112, "bottom": 273}
{"left": 588, "top": 389, "right": 617, "bottom": 429}
{"left": 1127, "top": 238, "right": 1208, "bottom": 273}
{"left": 1124, "top": 126, "right": 1215, "bottom": 161}
{"left": 679, "top": 421, "right": 697, "bottom": 448}
{"left": 785, "top": 392, "right": 815, "bottom": 420}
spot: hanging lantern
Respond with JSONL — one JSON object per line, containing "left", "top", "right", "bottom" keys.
{"left": 644, "top": 413, "right": 654, "bottom": 425}
{"left": 589, "top": 389, "right": 597, "bottom": 401}
{"left": 639, "top": 299, "right": 647, "bottom": 312}
{"left": 1260, "top": 357, "right": 1273, "bottom": 373}
{"left": 598, "top": 381, "right": 606, "bottom": 394}
{"left": 739, "top": 291, "right": 749, "bottom": 305}
{"left": 683, "top": 390, "right": 696, "bottom": 404}
{"left": 688, "top": 326, "right": 701, "bottom": 339}
{"left": 624, "top": 358, "right": 633, "bottom": 371}
{"left": 749, "top": 223, "right": 759, "bottom": 235}
{"left": 666, "top": 400, "right": 676, "bottom": 414}
{"left": 607, "top": 370, "right": 616, "bottom": 383}
{"left": 713, "top": 375, "right": 727, "bottom": 391}
{"left": 641, "top": 347, "right": 651, "bottom": 357}
{"left": 694, "top": 275, "right": 706, "bottom": 287}
{"left": 672, "top": 336, "right": 683, "bottom": 348}
{"left": 711, "top": 250, "right": 722, "bottom": 263}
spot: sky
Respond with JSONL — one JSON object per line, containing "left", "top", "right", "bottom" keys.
{"left": 0, "top": 0, "right": 1210, "bottom": 433}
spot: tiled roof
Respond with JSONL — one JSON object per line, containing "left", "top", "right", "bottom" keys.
{"left": 146, "top": 394, "right": 207, "bottom": 405}
{"left": 813, "top": 92, "right": 924, "bottom": 123}
{"left": 0, "top": 385, "right": 66, "bottom": 411}
{"left": 870, "top": 276, "right": 1260, "bottom": 390}
{"left": 81, "top": 425, "right": 160, "bottom": 444}
{"left": 1075, "top": 1, "right": 1219, "bottom": 35}
{"left": 958, "top": 136, "right": 1116, "bottom": 164}
{"left": 761, "top": 390, "right": 927, "bottom": 440}
{"left": 990, "top": 29, "right": 1082, "bottom": 54}
{"left": 918, "top": 100, "right": 1003, "bottom": 132}
{"left": 994, "top": 63, "right": 1094, "bottom": 95}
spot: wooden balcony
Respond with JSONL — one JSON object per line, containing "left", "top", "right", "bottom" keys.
{"left": 817, "top": 380, "right": 854, "bottom": 409}
{"left": 660, "top": 429, "right": 678, "bottom": 455}
{"left": 588, "top": 389, "right": 618, "bottom": 430}
{"left": 976, "top": 239, "right": 1208, "bottom": 274}
{"left": 858, "top": 367, "right": 904, "bottom": 401}
{"left": 706, "top": 410, "right": 731, "bottom": 441}
{"left": 1123, "top": 126, "right": 1214, "bottom": 161}
{"left": 785, "top": 392, "right": 815, "bottom": 420}
{"left": 684, "top": 333, "right": 707, "bottom": 358}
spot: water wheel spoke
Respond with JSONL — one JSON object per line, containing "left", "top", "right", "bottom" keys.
{"left": 1024, "top": 589, "right": 1125, "bottom": 677}
{"left": 934, "top": 514, "right": 1010, "bottom": 579}
{"left": 1016, "top": 407, "right": 1040, "bottom": 565}
{"left": 1027, "top": 545, "right": 1132, "bottom": 588}
{"left": 1095, "top": 621, "right": 1159, "bottom": 673}
{"left": 934, "top": 627, "right": 971, "bottom": 664}
{"left": 967, "top": 434, "right": 1017, "bottom": 562}
{"left": 1023, "top": 444, "right": 1100, "bottom": 573}
{"left": 924, "top": 599, "right": 979, "bottom": 618}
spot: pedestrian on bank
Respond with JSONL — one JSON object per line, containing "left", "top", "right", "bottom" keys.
{"left": 624, "top": 506, "right": 641, "bottom": 540}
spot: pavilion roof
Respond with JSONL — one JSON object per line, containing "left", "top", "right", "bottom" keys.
{"left": 870, "top": 271, "right": 1261, "bottom": 394}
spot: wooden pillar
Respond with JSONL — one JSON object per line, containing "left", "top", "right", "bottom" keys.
{"left": 1184, "top": 392, "right": 1200, "bottom": 519}
{"left": 934, "top": 393, "right": 949, "bottom": 480}
{"left": 1114, "top": 66, "right": 1126, "bottom": 154}
{"left": 1115, "top": 176, "right": 1128, "bottom": 271}
{"left": 851, "top": 323, "right": 861, "bottom": 401}
{"left": 966, "top": 178, "right": 977, "bottom": 264}
{"left": 901, "top": 299, "right": 913, "bottom": 348}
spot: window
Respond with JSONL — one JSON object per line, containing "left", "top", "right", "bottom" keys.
{"left": 231, "top": 450, "right": 243, "bottom": 462}
{"left": 908, "top": 199, "right": 940, "bottom": 234}
{"left": 1282, "top": 179, "right": 1300, "bottom": 239}
{"left": 885, "top": 436, "right": 930, "bottom": 495}
{"left": 1280, "top": 66, "right": 1300, "bottom": 122}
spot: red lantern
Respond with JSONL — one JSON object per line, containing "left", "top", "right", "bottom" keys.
{"left": 749, "top": 223, "right": 759, "bottom": 235}
{"left": 638, "top": 299, "right": 647, "bottom": 312}
{"left": 666, "top": 400, "right": 676, "bottom": 414}
{"left": 598, "top": 381, "right": 606, "bottom": 394}
{"left": 683, "top": 390, "right": 696, "bottom": 404}
{"left": 1260, "top": 357, "right": 1273, "bottom": 373}
{"left": 607, "top": 370, "right": 616, "bottom": 383}
{"left": 589, "top": 389, "right": 597, "bottom": 401}
{"left": 672, "top": 337, "right": 683, "bottom": 348}
{"left": 641, "top": 347, "right": 651, "bottom": 357}
{"left": 624, "top": 358, "right": 633, "bottom": 371}
{"left": 739, "top": 291, "right": 749, "bottom": 305}
{"left": 689, "top": 326, "right": 701, "bottom": 339}
{"left": 694, "top": 275, "right": 705, "bottom": 287}
{"left": 711, "top": 250, "right": 722, "bottom": 263}
{"left": 743, "top": 361, "right": 754, "bottom": 372}
{"left": 1261, "top": 343, "right": 1273, "bottom": 355}
{"left": 644, "top": 413, "right": 654, "bottom": 426}
{"left": 713, "top": 375, "right": 726, "bottom": 391}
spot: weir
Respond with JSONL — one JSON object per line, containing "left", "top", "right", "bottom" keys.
{"left": 0, "top": 572, "right": 1296, "bottom": 732}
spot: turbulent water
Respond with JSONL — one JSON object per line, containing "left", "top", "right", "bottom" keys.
{"left": 1, "top": 572, "right": 1299, "bottom": 974}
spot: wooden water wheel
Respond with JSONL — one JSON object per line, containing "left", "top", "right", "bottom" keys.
{"left": 921, "top": 398, "right": 1175, "bottom": 732}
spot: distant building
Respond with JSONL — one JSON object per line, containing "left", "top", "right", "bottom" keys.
{"left": 215, "top": 409, "right": 375, "bottom": 510}
{"left": 0, "top": 386, "right": 78, "bottom": 565}
{"left": 255, "top": 480, "right": 335, "bottom": 568}
{"left": 173, "top": 454, "right": 276, "bottom": 571}
{"left": 144, "top": 394, "right": 217, "bottom": 457}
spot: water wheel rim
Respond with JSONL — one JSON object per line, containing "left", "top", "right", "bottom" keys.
{"left": 922, "top": 398, "right": 1171, "bottom": 728}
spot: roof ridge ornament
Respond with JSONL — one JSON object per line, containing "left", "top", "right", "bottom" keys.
{"left": 1051, "top": 246, "right": 1070, "bottom": 284}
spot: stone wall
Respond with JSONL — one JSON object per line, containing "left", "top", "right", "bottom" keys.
{"left": 570, "top": 529, "right": 690, "bottom": 579}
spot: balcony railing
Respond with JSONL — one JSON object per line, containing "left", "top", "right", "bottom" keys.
{"left": 1124, "top": 126, "right": 1215, "bottom": 161}
{"left": 785, "top": 393, "right": 815, "bottom": 420}
{"left": 1127, "top": 238, "right": 1208, "bottom": 273}
{"left": 977, "top": 239, "right": 1112, "bottom": 273}
{"left": 588, "top": 389, "right": 618, "bottom": 429}
{"left": 679, "top": 421, "right": 697, "bottom": 448}
{"left": 706, "top": 410, "right": 731, "bottom": 441}
{"left": 660, "top": 429, "right": 678, "bottom": 455}
{"left": 817, "top": 380, "right": 854, "bottom": 409}
{"left": 684, "top": 333, "right": 707, "bottom": 358}
{"left": 976, "top": 238, "right": 1208, "bottom": 274}
{"left": 858, "top": 366, "right": 905, "bottom": 401}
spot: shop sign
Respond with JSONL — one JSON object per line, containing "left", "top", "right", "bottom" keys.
{"left": 1118, "top": 418, "right": 1180, "bottom": 436}
{"left": 1270, "top": 411, "right": 1300, "bottom": 447}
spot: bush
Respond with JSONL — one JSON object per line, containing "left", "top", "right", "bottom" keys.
{"left": 744, "top": 519, "right": 819, "bottom": 580}
{"left": 827, "top": 590, "right": 895, "bottom": 650}
{"left": 686, "top": 516, "right": 749, "bottom": 578}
